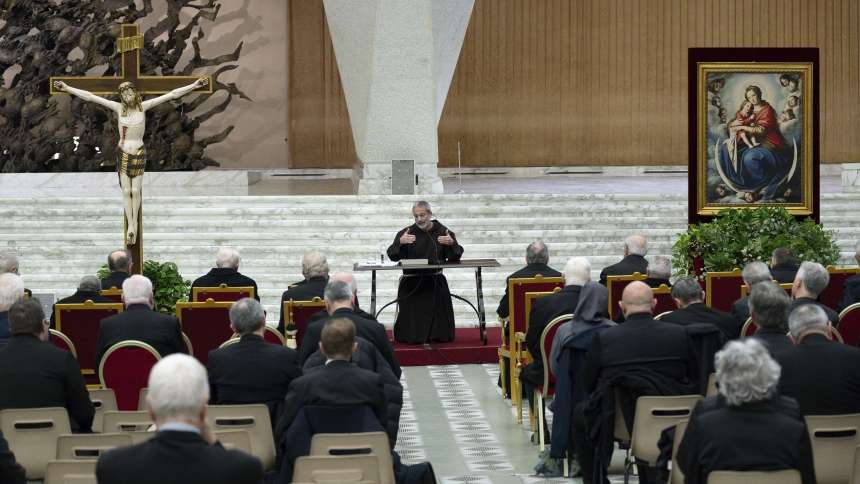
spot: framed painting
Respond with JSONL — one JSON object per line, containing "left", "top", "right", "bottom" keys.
{"left": 688, "top": 48, "right": 819, "bottom": 223}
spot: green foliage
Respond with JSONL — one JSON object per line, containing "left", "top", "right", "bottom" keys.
{"left": 672, "top": 207, "right": 840, "bottom": 276}
{"left": 97, "top": 260, "right": 190, "bottom": 316}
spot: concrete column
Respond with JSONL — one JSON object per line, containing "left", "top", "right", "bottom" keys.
{"left": 324, "top": 0, "right": 473, "bottom": 195}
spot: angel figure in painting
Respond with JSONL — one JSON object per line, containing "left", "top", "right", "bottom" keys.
{"left": 53, "top": 78, "right": 209, "bottom": 244}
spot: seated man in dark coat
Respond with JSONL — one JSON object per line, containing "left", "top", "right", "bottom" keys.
{"left": 49, "top": 275, "right": 116, "bottom": 329}
{"left": 96, "top": 354, "right": 263, "bottom": 484}
{"left": 661, "top": 277, "right": 735, "bottom": 339}
{"left": 677, "top": 339, "right": 815, "bottom": 484}
{"left": 93, "top": 275, "right": 186, "bottom": 370}
{"left": 598, "top": 235, "right": 648, "bottom": 286}
{"left": 305, "top": 272, "right": 376, "bottom": 323}
{"left": 571, "top": 282, "right": 699, "bottom": 484}
{"left": 731, "top": 262, "right": 773, "bottom": 336}
{"left": 643, "top": 256, "right": 673, "bottom": 288}
{"left": 100, "top": 249, "right": 132, "bottom": 290}
{"left": 0, "top": 273, "right": 25, "bottom": 349}
{"left": 0, "top": 298, "right": 95, "bottom": 433}
{"left": 748, "top": 281, "right": 795, "bottom": 364}
{"left": 207, "top": 298, "right": 301, "bottom": 426}
{"left": 0, "top": 431, "right": 25, "bottom": 484}
{"left": 299, "top": 280, "right": 400, "bottom": 377}
{"left": 496, "top": 241, "right": 561, "bottom": 320}
{"left": 790, "top": 261, "right": 839, "bottom": 326}
{"left": 274, "top": 318, "right": 388, "bottom": 443}
{"left": 519, "top": 257, "right": 590, "bottom": 440}
{"left": 278, "top": 251, "right": 329, "bottom": 333}
{"left": 190, "top": 247, "right": 259, "bottom": 302}
{"left": 838, "top": 240, "right": 860, "bottom": 312}
{"left": 769, "top": 246, "right": 800, "bottom": 283}
{"left": 780, "top": 304, "right": 860, "bottom": 416}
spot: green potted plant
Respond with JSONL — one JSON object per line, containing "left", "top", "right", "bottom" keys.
{"left": 98, "top": 260, "right": 190, "bottom": 316}
{"left": 672, "top": 207, "right": 840, "bottom": 276}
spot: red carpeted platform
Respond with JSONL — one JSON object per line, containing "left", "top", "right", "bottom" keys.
{"left": 387, "top": 327, "right": 502, "bottom": 366}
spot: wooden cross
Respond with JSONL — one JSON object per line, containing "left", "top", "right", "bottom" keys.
{"left": 50, "top": 24, "right": 212, "bottom": 274}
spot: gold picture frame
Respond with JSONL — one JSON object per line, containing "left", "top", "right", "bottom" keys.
{"left": 696, "top": 62, "right": 814, "bottom": 216}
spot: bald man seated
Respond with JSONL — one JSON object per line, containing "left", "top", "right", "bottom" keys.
{"left": 571, "top": 281, "right": 699, "bottom": 484}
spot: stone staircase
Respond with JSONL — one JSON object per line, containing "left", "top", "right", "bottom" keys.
{"left": 3, "top": 193, "right": 858, "bottom": 328}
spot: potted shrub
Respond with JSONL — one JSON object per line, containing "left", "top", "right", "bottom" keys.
{"left": 99, "top": 260, "right": 190, "bottom": 316}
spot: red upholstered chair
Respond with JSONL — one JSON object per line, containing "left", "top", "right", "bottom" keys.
{"left": 838, "top": 303, "right": 860, "bottom": 347}
{"left": 98, "top": 341, "right": 161, "bottom": 411}
{"left": 652, "top": 285, "right": 675, "bottom": 315}
{"left": 514, "top": 289, "right": 559, "bottom": 427}
{"left": 606, "top": 273, "right": 647, "bottom": 320}
{"left": 175, "top": 300, "right": 235, "bottom": 366}
{"left": 504, "top": 275, "right": 564, "bottom": 405}
{"left": 55, "top": 300, "right": 124, "bottom": 379}
{"left": 822, "top": 267, "right": 860, "bottom": 312}
{"left": 49, "top": 329, "right": 76, "bottom": 359}
{"left": 192, "top": 284, "right": 255, "bottom": 302}
{"left": 705, "top": 268, "right": 744, "bottom": 313}
{"left": 534, "top": 314, "right": 571, "bottom": 451}
{"left": 287, "top": 298, "right": 327, "bottom": 348}
{"left": 100, "top": 287, "right": 123, "bottom": 304}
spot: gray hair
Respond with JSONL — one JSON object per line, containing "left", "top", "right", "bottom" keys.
{"left": 772, "top": 247, "right": 797, "bottom": 265}
{"left": 324, "top": 280, "right": 353, "bottom": 305}
{"left": 716, "top": 339, "right": 781, "bottom": 407}
{"left": 526, "top": 242, "right": 549, "bottom": 264}
{"left": 78, "top": 275, "right": 102, "bottom": 293}
{"left": 748, "top": 282, "right": 791, "bottom": 329}
{"left": 147, "top": 354, "right": 209, "bottom": 422}
{"left": 122, "top": 275, "right": 152, "bottom": 305}
{"left": 0, "top": 254, "right": 19, "bottom": 274}
{"left": 742, "top": 261, "right": 772, "bottom": 287}
{"left": 796, "top": 261, "right": 829, "bottom": 296}
{"left": 0, "top": 273, "right": 24, "bottom": 312}
{"left": 229, "top": 298, "right": 264, "bottom": 335}
{"left": 108, "top": 250, "right": 132, "bottom": 272}
{"left": 330, "top": 272, "right": 358, "bottom": 295}
{"left": 670, "top": 277, "right": 703, "bottom": 305}
{"left": 624, "top": 235, "right": 647, "bottom": 257}
{"left": 648, "top": 256, "right": 672, "bottom": 280}
{"left": 788, "top": 304, "right": 829, "bottom": 339}
{"left": 563, "top": 257, "right": 591, "bottom": 287}
{"left": 216, "top": 248, "right": 241, "bottom": 269}
{"left": 302, "top": 251, "right": 329, "bottom": 279}
{"left": 412, "top": 201, "right": 432, "bottom": 213}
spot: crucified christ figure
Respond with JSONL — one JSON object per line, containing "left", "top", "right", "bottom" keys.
{"left": 53, "top": 78, "right": 209, "bottom": 244}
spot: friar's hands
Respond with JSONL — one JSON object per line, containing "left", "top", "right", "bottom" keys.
{"left": 53, "top": 80, "right": 67, "bottom": 91}
{"left": 196, "top": 78, "right": 209, "bottom": 88}
{"left": 438, "top": 229, "right": 454, "bottom": 246}
{"left": 400, "top": 228, "right": 416, "bottom": 245}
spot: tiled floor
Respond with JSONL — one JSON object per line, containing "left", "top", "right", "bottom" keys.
{"left": 399, "top": 364, "right": 634, "bottom": 484}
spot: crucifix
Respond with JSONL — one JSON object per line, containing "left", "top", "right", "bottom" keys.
{"left": 50, "top": 24, "right": 212, "bottom": 274}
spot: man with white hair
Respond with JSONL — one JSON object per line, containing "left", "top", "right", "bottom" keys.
{"left": 677, "top": 339, "right": 815, "bottom": 484}
{"left": 96, "top": 354, "right": 263, "bottom": 483}
{"left": 730, "top": 261, "right": 774, "bottom": 335}
{"left": 0, "top": 254, "right": 31, "bottom": 298}
{"left": 277, "top": 251, "right": 330, "bottom": 333}
{"left": 190, "top": 247, "right": 259, "bottom": 302}
{"left": 49, "top": 275, "right": 115, "bottom": 329}
{"left": 93, "top": 275, "right": 186, "bottom": 370}
{"left": 838, "top": 239, "right": 860, "bottom": 312}
{"left": 779, "top": 304, "right": 860, "bottom": 416}
{"left": 519, "top": 257, "right": 592, "bottom": 439}
{"left": 306, "top": 271, "right": 376, "bottom": 324}
{"left": 598, "top": 235, "right": 649, "bottom": 286}
{"left": 643, "top": 256, "right": 672, "bottom": 288}
{"left": 0, "top": 273, "right": 25, "bottom": 348}
{"left": 790, "top": 261, "right": 839, "bottom": 326}
{"left": 101, "top": 249, "right": 133, "bottom": 290}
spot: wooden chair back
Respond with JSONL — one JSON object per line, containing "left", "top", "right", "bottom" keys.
{"left": 98, "top": 341, "right": 161, "bottom": 411}
{"left": 838, "top": 303, "right": 860, "bottom": 347}
{"left": 705, "top": 268, "right": 744, "bottom": 313}
{"left": 804, "top": 413, "right": 860, "bottom": 484}
{"left": 101, "top": 411, "right": 155, "bottom": 444}
{"left": 87, "top": 388, "right": 117, "bottom": 434}
{"left": 192, "top": 284, "right": 255, "bottom": 302}
{"left": 288, "top": 297, "right": 327, "bottom": 347}
{"left": 741, "top": 280, "right": 792, "bottom": 298}
{"left": 0, "top": 407, "right": 71, "bottom": 479}
{"left": 310, "top": 432, "right": 394, "bottom": 484}
{"left": 55, "top": 433, "right": 133, "bottom": 460}
{"left": 607, "top": 272, "right": 647, "bottom": 320}
{"left": 55, "top": 300, "right": 123, "bottom": 377}
{"left": 205, "top": 404, "right": 276, "bottom": 470}
{"left": 175, "top": 300, "right": 235, "bottom": 366}
{"left": 100, "top": 287, "right": 123, "bottom": 304}
{"left": 293, "top": 455, "right": 380, "bottom": 484}
{"left": 823, "top": 266, "right": 860, "bottom": 312}
{"left": 44, "top": 460, "right": 97, "bottom": 484}
{"left": 707, "top": 470, "right": 801, "bottom": 484}
{"left": 629, "top": 395, "right": 701, "bottom": 467}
